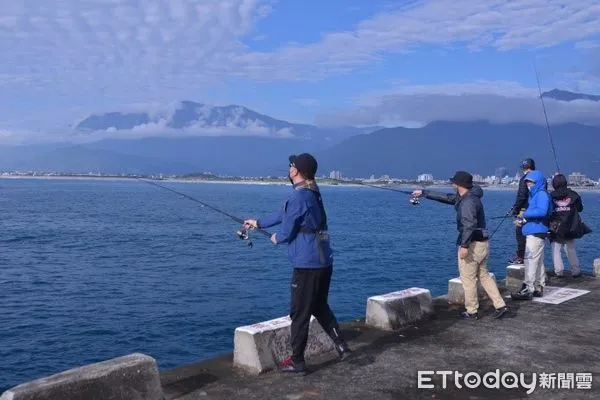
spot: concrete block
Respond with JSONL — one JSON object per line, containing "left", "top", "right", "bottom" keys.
{"left": 233, "top": 315, "right": 335, "bottom": 374}
{"left": 594, "top": 258, "right": 600, "bottom": 277}
{"left": 447, "top": 273, "right": 496, "bottom": 305}
{"left": 0, "top": 353, "right": 163, "bottom": 400}
{"left": 365, "top": 287, "right": 434, "bottom": 331}
{"left": 506, "top": 265, "right": 526, "bottom": 293}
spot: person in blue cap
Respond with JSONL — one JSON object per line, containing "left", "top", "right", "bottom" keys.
{"left": 512, "top": 170, "right": 552, "bottom": 300}
{"left": 243, "top": 153, "right": 351, "bottom": 373}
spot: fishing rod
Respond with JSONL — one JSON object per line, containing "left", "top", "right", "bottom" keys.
{"left": 137, "top": 178, "right": 272, "bottom": 248}
{"left": 323, "top": 177, "right": 422, "bottom": 205}
{"left": 533, "top": 60, "right": 561, "bottom": 172}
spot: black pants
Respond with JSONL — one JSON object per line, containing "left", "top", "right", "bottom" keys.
{"left": 290, "top": 266, "right": 341, "bottom": 362}
{"left": 516, "top": 225, "right": 526, "bottom": 259}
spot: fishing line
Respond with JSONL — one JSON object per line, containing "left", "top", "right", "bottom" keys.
{"left": 137, "top": 178, "right": 272, "bottom": 247}
{"left": 533, "top": 60, "right": 561, "bottom": 172}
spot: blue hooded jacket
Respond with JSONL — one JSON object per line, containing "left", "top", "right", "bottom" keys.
{"left": 257, "top": 181, "right": 333, "bottom": 268}
{"left": 522, "top": 170, "right": 552, "bottom": 236}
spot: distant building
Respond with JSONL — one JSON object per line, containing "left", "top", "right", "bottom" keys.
{"left": 417, "top": 173, "right": 434, "bottom": 182}
{"left": 568, "top": 172, "right": 586, "bottom": 185}
{"left": 472, "top": 174, "right": 484, "bottom": 183}
{"left": 495, "top": 167, "right": 509, "bottom": 179}
{"left": 329, "top": 170, "right": 342, "bottom": 180}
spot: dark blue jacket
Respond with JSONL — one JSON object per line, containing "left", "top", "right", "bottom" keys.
{"left": 257, "top": 182, "right": 333, "bottom": 268}
{"left": 522, "top": 170, "right": 552, "bottom": 236}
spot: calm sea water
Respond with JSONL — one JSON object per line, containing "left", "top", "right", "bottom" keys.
{"left": 1, "top": 178, "right": 599, "bottom": 389}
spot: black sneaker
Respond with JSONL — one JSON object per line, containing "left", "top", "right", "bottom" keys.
{"left": 572, "top": 272, "right": 581, "bottom": 278}
{"left": 493, "top": 307, "right": 508, "bottom": 319}
{"left": 279, "top": 356, "right": 307, "bottom": 373}
{"left": 533, "top": 288, "right": 543, "bottom": 297}
{"left": 511, "top": 290, "right": 533, "bottom": 300}
{"left": 509, "top": 256, "right": 524, "bottom": 265}
{"left": 336, "top": 344, "right": 352, "bottom": 360}
{"left": 460, "top": 311, "right": 479, "bottom": 320}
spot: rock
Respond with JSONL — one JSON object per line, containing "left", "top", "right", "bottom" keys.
{"left": 0, "top": 353, "right": 163, "bottom": 400}
{"left": 365, "top": 287, "right": 434, "bottom": 331}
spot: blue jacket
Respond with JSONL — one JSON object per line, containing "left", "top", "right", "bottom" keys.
{"left": 257, "top": 181, "right": 333, "bottom": 268}
{"left": 522, "top": 170, "right": 552, "bottom": 236}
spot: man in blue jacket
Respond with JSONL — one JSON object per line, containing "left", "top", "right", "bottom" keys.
{"left": 243, "top": 153, "right": 351, "bottom": 373}
{"left": 511, "top": 170, "right": 552, "bottom": 300}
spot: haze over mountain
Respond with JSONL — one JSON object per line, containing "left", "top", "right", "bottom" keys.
{"left": 1, "top": 90, "right": 600, "bottom": 179}
{"left": 74, "top": 100, "right": 381, "bottom": 145}
{"left": 541, "top": 89, "right": 600, "bottom": 102}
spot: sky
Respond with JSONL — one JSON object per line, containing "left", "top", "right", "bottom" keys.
{"left": 1, "top": 0, "right": 600, "bottom": 143}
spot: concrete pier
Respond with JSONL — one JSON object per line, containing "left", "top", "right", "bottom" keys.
{"left": 5, "top": 272, "right": 600, "bottom": 400}
{"left": 159, "top": 273, "right": 600, "bottom": 399}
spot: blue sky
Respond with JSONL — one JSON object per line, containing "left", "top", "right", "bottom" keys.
{"left": 1, "top": 0, "right": 600, "bottom": 142}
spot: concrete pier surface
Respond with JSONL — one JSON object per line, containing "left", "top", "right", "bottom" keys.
{"left": 161, "top": 273, "right": 600, "bottom": 400}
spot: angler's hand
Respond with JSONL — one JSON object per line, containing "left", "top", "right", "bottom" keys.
{"left": 412, "top": 190, "right": 423, "bottom": 198}
{"left": 459, "top": 247, "right": 469, "bottom": 259}
{"left": 514, "top": 218, "right": 523, "bottom": 227}
{"left": 270, "top": 233, "right": 278, "bottom": 244}
{"left": 243, "top": 219, "right": 258, "bottom": 229}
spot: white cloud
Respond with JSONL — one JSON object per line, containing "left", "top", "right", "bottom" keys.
{"left": 228, "top": 0, "right": 600, "bottom": 82}
{"left": 316, "top": 81, "right": 600, "bottom": 127}
{"left": 0, "top": 0, "right": 274, "bottom": 99}
{"left": 2, "top": 0, "right": 600, "bottom": 98}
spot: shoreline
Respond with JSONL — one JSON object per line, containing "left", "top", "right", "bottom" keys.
{"left": 2, "top": 175, "right": 599, "bottom": 192}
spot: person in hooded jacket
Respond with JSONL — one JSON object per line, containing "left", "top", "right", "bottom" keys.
{"left": 509, "top": 158, "right": 536, "bottom": 265}
{"left": 412, "top": 171, "right": 508, "bottom": 320}
{"left": 549, "top": 173, "right": 592, "bottom": 277}
{"left": 512, "top": 170, "right": 552, "bottom": 300}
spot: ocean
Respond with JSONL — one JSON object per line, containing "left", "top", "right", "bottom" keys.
{"left": 1, "top": 178, "right": 599, "bottom": 389}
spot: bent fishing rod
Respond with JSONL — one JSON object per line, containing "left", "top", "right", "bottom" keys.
{"left": 533, "top": 60, "right": 561, "bottom": 173}
{"left": 137, "top": 178, "right": 272, "bottom": 248}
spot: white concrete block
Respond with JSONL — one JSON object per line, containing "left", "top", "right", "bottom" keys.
{"left": 233, "top": 315, "right": 335, "bottom": 374}
{"left": 447, "top": 273, "right": 496, "bottom": 305}
{"left": 506, "top": 264, "right": 526, "bottom": 292}
{"left": 0, "top": 353, "right": 163, "bottom": 400}
{"left": 365, "top": 287, "right": 434, "bottom": 331}
{"left": 594, "top": 258, "right": 600, "bottom": 277}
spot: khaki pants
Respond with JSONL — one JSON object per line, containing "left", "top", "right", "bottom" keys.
{"left": 458, "top": 241, "right": 506, "bottom": 314}
{"left": 524, "top": 235, "right": 546, "bottom": 292}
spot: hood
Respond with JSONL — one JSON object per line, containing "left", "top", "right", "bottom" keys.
{"left": 551, "top": 173, "right": 569, "bottom": 198}
{"left": 468, "top": 184, "right": 484, "bottom": 198}
{"left": 525, "top": 170, "right": 546, "bottom": 197}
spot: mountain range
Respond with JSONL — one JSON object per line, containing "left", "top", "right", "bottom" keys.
{"left": 1, "top": 90, "right": 599, "bottom": 178}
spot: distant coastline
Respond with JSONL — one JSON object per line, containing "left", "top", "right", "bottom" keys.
{"left": 2, "top": 173, "right": 599, "bottom": 192}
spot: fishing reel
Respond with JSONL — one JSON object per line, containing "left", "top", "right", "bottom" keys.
{"left": 410, "top": 197, "right": 420, "bottom": 205}
{"left": 236, "top": 227, "right": 253, "bottom": 248}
